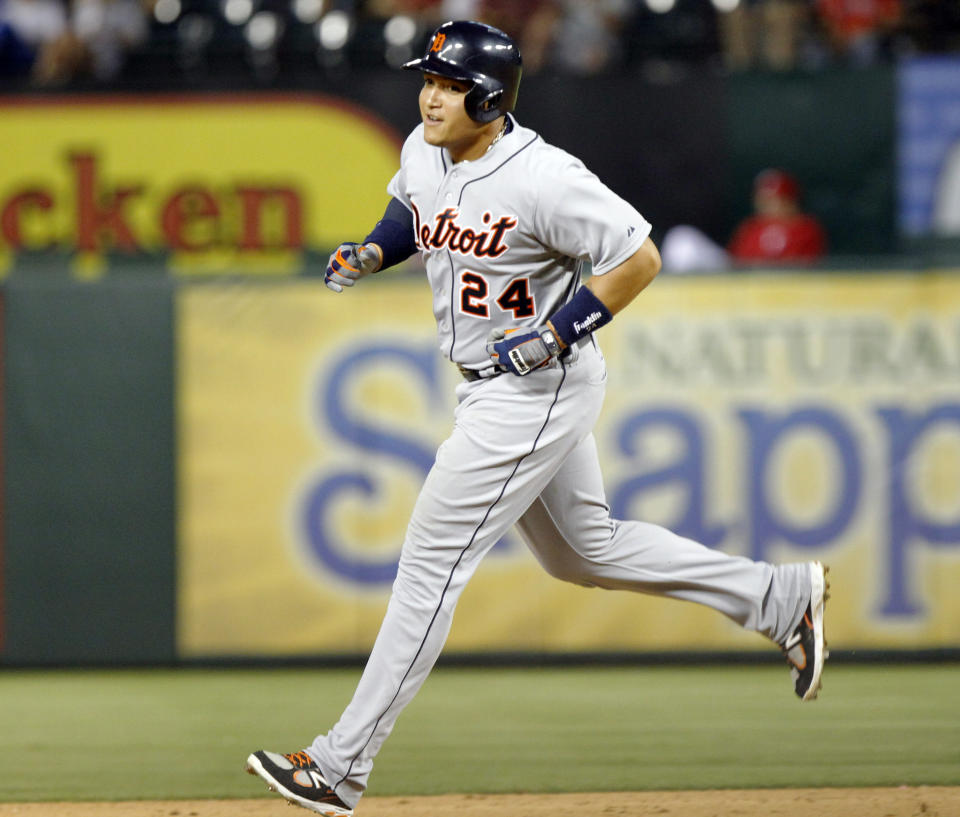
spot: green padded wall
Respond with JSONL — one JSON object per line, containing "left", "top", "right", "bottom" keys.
{"left": 2, "top": 276, "right": 175, "bottom": 664}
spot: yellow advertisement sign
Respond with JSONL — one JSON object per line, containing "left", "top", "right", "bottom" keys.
{"left": 177, "top": 273, "right": 960, "bottom": 656}
{"left": 0, "top": 95, "right": 401, "bottom": 274}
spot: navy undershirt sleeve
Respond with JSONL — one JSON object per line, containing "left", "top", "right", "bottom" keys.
{"left": 363, "top": 198, "right": 418, "bottom": 270}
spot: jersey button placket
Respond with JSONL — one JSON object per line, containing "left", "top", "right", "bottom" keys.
{"left": 438, "top": 174, "right": 452, "bottom": 202}
{"left": 444, "top": 168, "right": 459, "bottom": 202}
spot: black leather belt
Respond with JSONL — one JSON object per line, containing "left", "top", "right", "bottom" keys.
{"left": 457, "top": 364, "right": 503, "bottom": 382}
{"left": 456, "top": 337, "right": 588, "bottom": 382}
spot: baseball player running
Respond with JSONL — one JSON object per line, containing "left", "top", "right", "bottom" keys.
{"left": 246, "top": 20, "right": 828, "bottom": 816}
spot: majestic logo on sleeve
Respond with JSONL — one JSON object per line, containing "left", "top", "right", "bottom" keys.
{"left": 411, "top": 203, "right": 518, "bottom": 258}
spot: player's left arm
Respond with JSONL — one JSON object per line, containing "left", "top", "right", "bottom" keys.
{"left": 488, "top": 237, "right": 661, "bottom": 375}
{"left": 552, "top": 236, "right": 661, "bottom": 343}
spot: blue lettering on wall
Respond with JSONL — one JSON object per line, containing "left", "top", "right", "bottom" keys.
{"left": 876, "top": 403, "right": 960, "bottom": 616}
{"left": 739, "top": 406, "right": 861, "bottom": 564}
{"left": 298, "top": 337, "right": 960, "bottom": 622}
{"left": 610, "top": 407, "right": 727, "bottom": 547}
{"left": 300, "top": 342, "right": 442, "bottom": 585}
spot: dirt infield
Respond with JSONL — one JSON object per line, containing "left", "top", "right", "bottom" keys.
{"left": 1, "top": 788, "right": 957, "bottom": 817}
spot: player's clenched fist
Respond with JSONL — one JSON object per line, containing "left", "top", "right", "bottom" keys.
{"left": 324, "top": 242, "right": 382, "bottom": 292}
{"left": 486, "top": 326, "right": 562, "bottom": 376}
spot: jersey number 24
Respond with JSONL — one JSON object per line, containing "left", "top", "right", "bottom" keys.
{"left": 460, "top": 272, "right": 535, "bottom": 319}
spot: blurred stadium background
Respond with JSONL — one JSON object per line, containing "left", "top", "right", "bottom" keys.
{"left": 1, "top": 0, "right": 959, "bottom": 677}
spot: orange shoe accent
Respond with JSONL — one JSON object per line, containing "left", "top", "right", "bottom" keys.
{"left": 285, "top": 751, "right": 313, "bottom": 768}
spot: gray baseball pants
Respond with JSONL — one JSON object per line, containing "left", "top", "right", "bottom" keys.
{"left": 308, "top": 341, "right": 812, "bottom": 808}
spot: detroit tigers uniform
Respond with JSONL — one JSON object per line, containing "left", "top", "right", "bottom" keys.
{"left": 302, "top": 115, "right": 814, "bottom": 809}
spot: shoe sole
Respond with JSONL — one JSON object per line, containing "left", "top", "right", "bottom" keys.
{"left": 245, "top": 753, "right": 353, "bottom": 817}
{"left": 802, "top": 561, "right": 828, "bottom": 702}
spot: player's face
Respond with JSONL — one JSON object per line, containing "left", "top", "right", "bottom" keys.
{"left": 419, "top": 73, "right": 493, "bottom": 162}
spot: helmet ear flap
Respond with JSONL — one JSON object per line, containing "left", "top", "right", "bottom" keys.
{"left": 466, "top": 84, "right": 504, "bottom": 124}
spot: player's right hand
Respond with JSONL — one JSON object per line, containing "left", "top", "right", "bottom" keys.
{"left": 486, "top": 327, "right": 558, "bottom": 376}
{"left": 324, "top": 242, "right": 382, "bottom": 292}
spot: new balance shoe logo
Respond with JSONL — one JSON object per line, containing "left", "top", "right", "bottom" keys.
{"left": 293, "top": 769, "right": 330, "bottom": 789}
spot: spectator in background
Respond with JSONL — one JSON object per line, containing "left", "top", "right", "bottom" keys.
{"left": 0, "top": 0, "right": 67, "bottom": 78}
{"left": 544, "top": 0, "right": 634, "bottom": 75}
{"left": 386, "top": 0, "right": 564, "bottom": 74}
{"left": 0, "top": 18, "right": 34, "bottom": 75}
{"left": 718, "top": 0, "right": 814, "bottom": 71}
{"left": 448, "top": 0, "right": 559, "bottom": 73}
{"left": 364, "top": 0, "right": 445, "bottom": 25}
{"left": 362, "top": 0, "right": 558, "bottom": 72}
{"left": 69, "top": 0, "right": 147, "bottom": 79}
{"left": 661, "top": 169, "right": 826, "bottom": 273}
{"left": 728, "top": 168, "right": 827, "bottom": 263}
{"left": 659, "top": 223, "right": 732, "bottom": 273}
{"left": 27, "top": 0, "right": 147, "bottom": 84}
{"left": 812, "top": 0, "right": 901, "bottom": 65}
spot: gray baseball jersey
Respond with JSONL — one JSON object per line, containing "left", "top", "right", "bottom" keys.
{"left": 307, "top": 115, "right": 815, "bottom": 809}
{"left": 387, "top": 117, "right": 650, "bottom": 369}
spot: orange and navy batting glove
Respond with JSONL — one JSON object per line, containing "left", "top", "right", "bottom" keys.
{"left": 486, "top": 327, "right": 562, "bottom": 376}
{"left": 324, "top": 242, "right": 382, "bottom": 292}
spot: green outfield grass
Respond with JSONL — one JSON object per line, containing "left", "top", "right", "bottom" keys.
{"left": 0, "top": 664, "right": 956, "bottom": 802}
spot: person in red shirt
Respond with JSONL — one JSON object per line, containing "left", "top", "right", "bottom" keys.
{"left": 727, "top": 168, "right": 827, "bottom": 264}
{"left": 815, "top": 0, "right": 901, "bottom": 64}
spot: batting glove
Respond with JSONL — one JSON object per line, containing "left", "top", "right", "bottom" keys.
{"left": 324, "top": 242, "right": 382, "bottom": 292}
{"left": 486, "top": 327, "right": 562, "bottom": 376}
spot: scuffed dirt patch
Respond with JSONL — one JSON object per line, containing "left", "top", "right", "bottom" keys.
{"left": 1, "top": 787, "right": 957, "bottom": 817}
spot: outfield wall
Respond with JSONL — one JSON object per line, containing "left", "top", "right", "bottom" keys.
{"left": 1, "top": 275, "right": 176, "bottom": 663}
{"left": 0, "top": 69, "right": 956, "bottom": 664}
{"left": 1, "top": 270, "right": 959, "bottom": 664}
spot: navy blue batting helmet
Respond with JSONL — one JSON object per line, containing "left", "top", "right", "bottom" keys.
{"left": 403, "top": 20, "right": 522, "bottom": 124}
